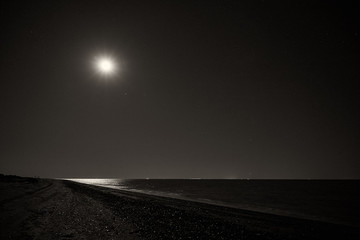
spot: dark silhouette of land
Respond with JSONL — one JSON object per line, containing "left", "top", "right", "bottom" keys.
{"left": 1, "top": 175, "right": 359, "bottom": 239}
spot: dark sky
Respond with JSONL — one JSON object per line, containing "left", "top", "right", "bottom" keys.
{"left": 1, "top": 0, "right": 359, "bottom": 179}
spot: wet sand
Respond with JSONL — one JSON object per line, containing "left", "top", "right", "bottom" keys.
{"left": 1, "top": 176, "right": 359, "bottom": 239}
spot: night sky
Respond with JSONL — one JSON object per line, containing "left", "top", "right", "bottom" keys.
{"left": 1, "top": 1, "right": 359, "bottom": 179}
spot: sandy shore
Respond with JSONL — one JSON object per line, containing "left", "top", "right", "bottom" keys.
{"left": 1, "top": 176, "right": 359, "bottom": 240}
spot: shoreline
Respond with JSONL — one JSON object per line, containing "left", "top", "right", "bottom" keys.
{"left": 1, "top": 176, "right": 359, "bottom": 239}
{"left": 67, "top": 179, "right": 360, "bottom": 228}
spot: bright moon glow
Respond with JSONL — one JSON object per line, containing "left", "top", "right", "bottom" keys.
{"left": 93, "top": 55, "right": 118, "bottom": 77}
{"left": 98, "top": 58, "right": 114, "bottom": 73}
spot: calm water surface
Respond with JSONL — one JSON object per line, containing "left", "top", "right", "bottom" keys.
{"left": 67, "top": 179, "right": 360, "bottom": 226}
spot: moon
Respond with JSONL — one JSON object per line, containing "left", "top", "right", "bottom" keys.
{"left": 93, "top": 55, "right": 118, "bottom": 77}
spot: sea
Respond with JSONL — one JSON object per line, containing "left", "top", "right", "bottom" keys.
{"left": 66, "top": 178, "right": 360, "bottom": 227}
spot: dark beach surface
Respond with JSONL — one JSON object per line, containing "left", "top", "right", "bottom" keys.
{"left": 69, "top": 178, "right": 360, "bottom": 227}
{"left": 1, "top": 175, "right": 359, "bottom": 240}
